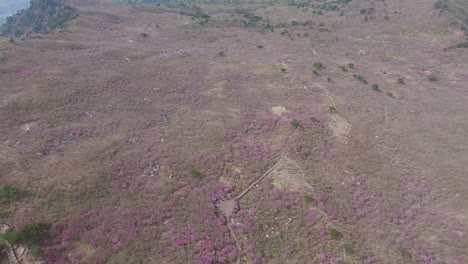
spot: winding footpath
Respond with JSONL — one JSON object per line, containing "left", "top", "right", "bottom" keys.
{"left": 218, "top": 158, "right": 284, "bottom": 264}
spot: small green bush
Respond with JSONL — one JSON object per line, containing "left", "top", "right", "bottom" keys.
{"left": 30, "top": 246, "right": 43, "bottom": 257}
{"left": 386, "top": 92, "right": 394, "bottom": 98}
{"left": 310, "top": 116, "right": 318, "bottom": 123}
{"left": 398, "top": 78, "right": 405, "bottom": 84}
{"left": 353, "top": 74, "right": 368, "bottom": 84}
{"left": 428, "top": 75, "right": 438, "bottom": 81}
{"left": 347, "top": 63, "right": 355, "bottom": 69}
{"left": 371, "top": 84, "right": 380, "bottom": 91}
{"left": 291, "top": 119, "right": 301, "bottom": 129}
{"left": 434, "top": 0, "right": 448, "bottom": 10}
{"left": 0, "top": 222, "right": 50, "bottom": 245}
{"left": 218, "top": 51, "right": 225, "bottom": 56}
{"left": 191, "top": 169, "right": 204, "bottom": 179}
{"left": 344, "top": 244, "right": 355, "bottom": 255}
{"left": 449, "top": 41, "right": 468, "bottom": 49}
{"left": 0, "top": 184, "right": 20, "bottom": 204}
{"left": 399, "top": 248, "right": 411, "bottom": 259}
{"left": 329, "top": 106, "right": 337, "bottom": 113}
{"left": 281, "top": 68, "right": 287, "bottom": 72}
{"left": 304, "top": 194, "right": 314, "bottom": 203}
{"left": 339, "top": 65, "right": 347, "bottom": 72}
{"left": 327, "top": 77, "right": 332, "bottom": 82}
{"left": 256, "top": 44, "right": 263, "bottom": 48}
{"left": 329, "top": 228, "right": 342, "bottom": 240}
{"left": 313, "top": 62, "right": 324, "bottom": 71}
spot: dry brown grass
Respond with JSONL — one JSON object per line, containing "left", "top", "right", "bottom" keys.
{"left": 0, "top": 0, "right": 467, "bottom": 263}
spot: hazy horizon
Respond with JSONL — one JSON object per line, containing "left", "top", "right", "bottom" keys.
{"left": 0, "top": 0, "right": 29, "bottom": 24}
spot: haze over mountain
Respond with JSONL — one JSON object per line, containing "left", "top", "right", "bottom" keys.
{"left": 0, "top": 0, "right": 30, "bottom": 24}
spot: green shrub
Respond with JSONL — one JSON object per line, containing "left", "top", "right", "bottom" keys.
{"left": 0, "top": 222, "right": 50, "bottom": 245}
{"left": 218, "top": 51, "right": 225, "bottom": 56}
{"left": 339, "top": 65, "right": 347, "bottom": 72}
{"left": 256, "top": 44, "right": 263, "bottom": 48}
{"left": 448, "top": 41, "right": 468, "bottom": 49}
{"left": 310, "top": 116, "right": 318, "bottom": 123}
{"left": 304, "top": 194, "right": 314, "bottom": 203}
{"left": 347, "top": 63, "right": 355, "bottom": 69}
{"left": 344, "top": 244, "right": 355, "bottom": 255}
{"left": 281, "top": 68, "right": 287, "bottom": 72}
{"left": 371, "top": 84, "right": 380, "bottom": 91}
{"left": 353, "top": 74, "right": 368, "bottom": 84}
{"left": 329, "top": 106, "right": 337, "bottom": 113}
{"left": 399, "top": 248, "right": 411, "bottom": 259}
{"left": 291, "top": 119, "right": 301, "bottom": 129}
{"left": 313, "top": 62, "right": 324, "bottom": 71}
{"left": 398, "top": 78, "right": 405, "bottom": 84}
{"left": 327, "top": 77, "right": 332, "bottom": 82}
{"left": 30, "top": 246, "right": 43, "bottom": 257}
{"left": 386, "top": 92, "right": 394, "bottom": 98}
{"left": 428, "top": 75, "right": 438, "bottom": 81}
{"left": 434, "top": 0, "right": 448, "bottom": 10}
{"left": 329, "top": 228, "right": 342, "bottom": 240}
{"left": 191, "top": 169, "right": 204, "bottom": 179}
{"left": 0, "top": 184, "right": 20, "bottom": 204}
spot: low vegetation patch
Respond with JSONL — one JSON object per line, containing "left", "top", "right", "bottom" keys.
{"left": 399, "top": 247, "right": 412, "bottom": 259}
{"left": 291, "top": 119, "right": 301, "bottom": 129}
{"left": 448, "top": 41, "right": 468, "bottom": 49}
{"left": 178, "top": 3, "right": 210, "bottom": 20}
{"left": 371, "top": 84, "right": 380, "bottom": 91}
{"left": 0, "top": 184, "right": 20, "bottom": 204}
{"left": 428, "top": 74, "right": 438, "bottom": 81}
{"left": 0, "top": 222, "right": 50, "bottom": 245}
{"left": 329, "top": 228, "right": 342, "bottom": 240}
{"left": 353, "top": 74, "right": 368, "bottom": 85}
{"left": 344, "top": 244, "right": 355, "bottom": 255}
{"left": 234, "top": 9, "right": 262, "bottom": 27}
{"left": 313, "top": 62, "right": 324, "bottom": 71}
{"left": 304, "top": 194, "right": 314, "bottom": 203}
{"left": 191, "top": 169, "right": 204, "bottom": 179}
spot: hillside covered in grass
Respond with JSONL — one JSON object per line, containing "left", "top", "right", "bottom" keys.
{"left": 0, "top": 0, "right": 467, "bottom": 263}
